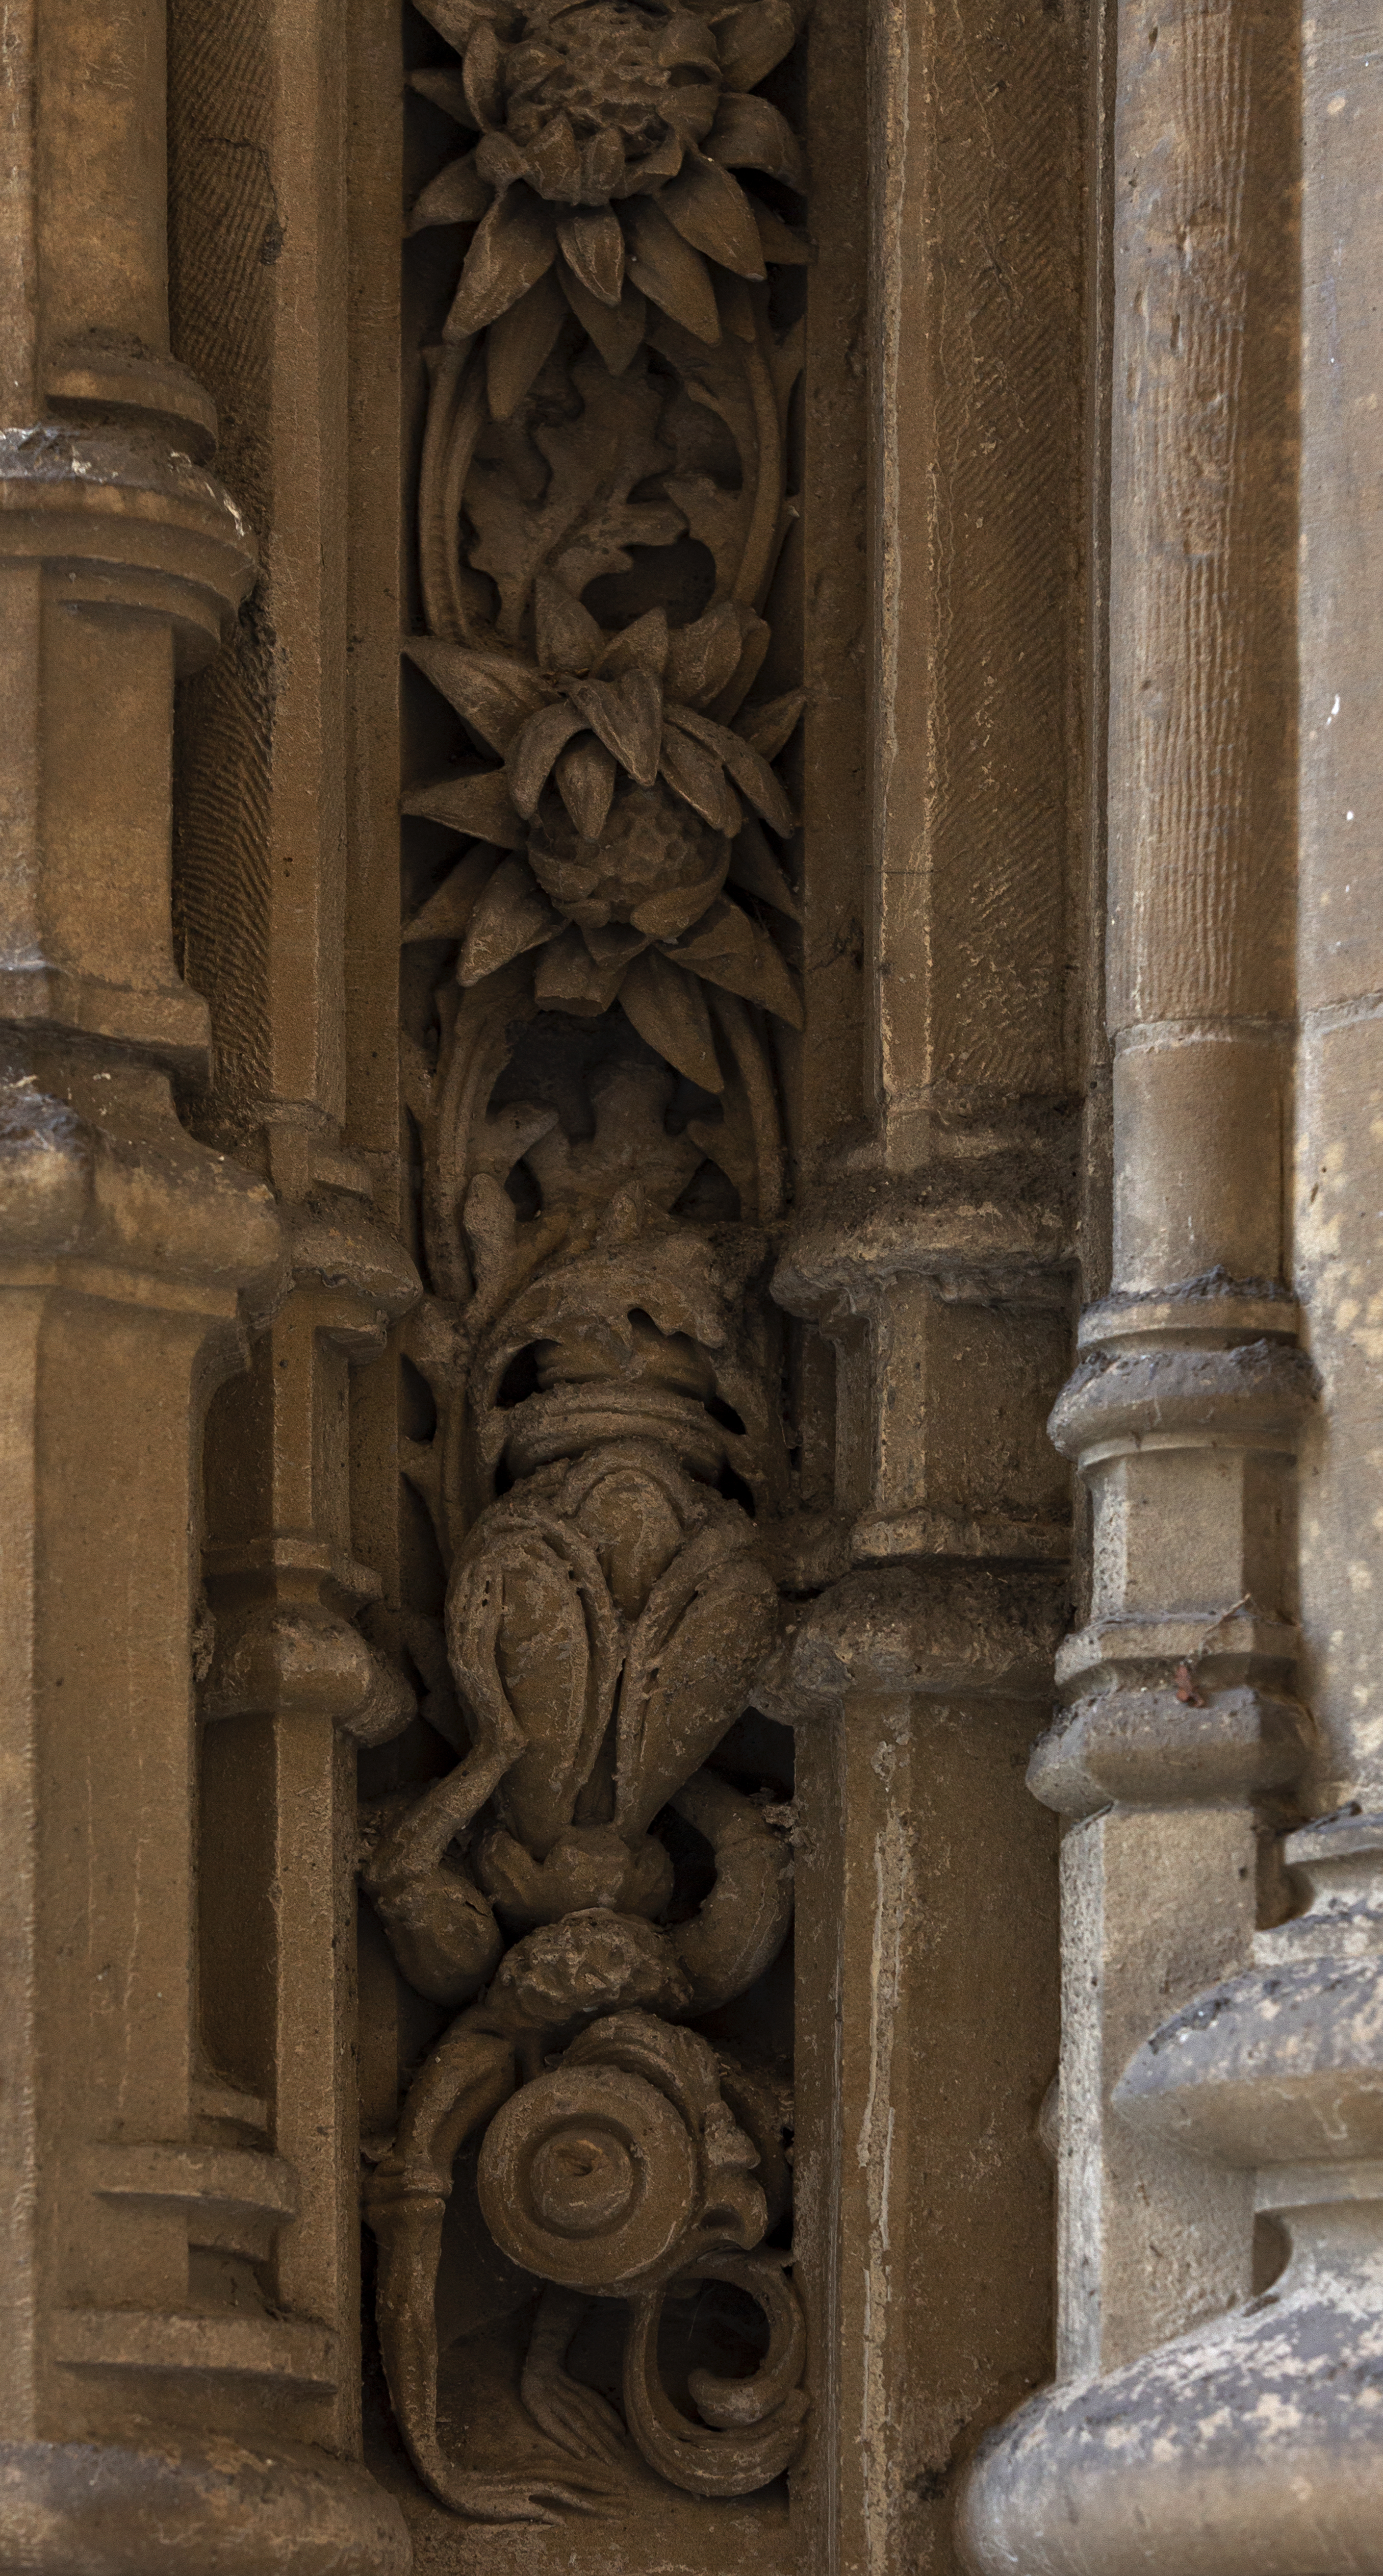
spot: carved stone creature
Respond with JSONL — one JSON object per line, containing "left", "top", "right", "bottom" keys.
{"left": 361, "top": 1379, "right": 802, "bottom": 2511}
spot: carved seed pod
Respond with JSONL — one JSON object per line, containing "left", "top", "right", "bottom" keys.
{"left": 477, "top": 2061, "right": 699, "bottom": 2293}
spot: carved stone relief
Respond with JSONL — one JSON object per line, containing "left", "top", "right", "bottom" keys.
{"left": 359, "top": 0, "right": 809, "bottom": 2519}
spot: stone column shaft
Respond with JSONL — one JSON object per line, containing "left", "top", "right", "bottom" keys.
{"left": 958, "top": 9, "right": 1383, "bottom": 2571}
{"left": 0, "top": 1, "right": 410, "bottom": 2564}
{"left": 778, "top": 5, "right": 1088, "bottom": 2567}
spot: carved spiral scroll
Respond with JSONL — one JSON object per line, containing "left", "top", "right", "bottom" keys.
{"left": 624, "top": 2251, "right": 810, "bottom": 2496}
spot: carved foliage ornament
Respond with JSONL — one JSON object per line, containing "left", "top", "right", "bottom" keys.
{"left": 362, "top": 0, "right": 807, "bottom": 2519}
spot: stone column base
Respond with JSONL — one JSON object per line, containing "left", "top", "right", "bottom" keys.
{"left": 0, "top": 2434, "right": 410, "bottom": 2576}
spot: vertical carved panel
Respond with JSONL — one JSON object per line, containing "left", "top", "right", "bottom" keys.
{"left": 361, "top": 0, "right": 809, "bottom": 2526}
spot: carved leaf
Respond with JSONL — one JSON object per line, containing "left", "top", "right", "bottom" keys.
{"left": 597, "top": 607, "right": 669, "bottom": 681}
{"left": 446, "top": 185, "right": 556, "bottom": 339}
{"left": 666, "top": 601, "right": 750, "bottom": 707}
{"left": 664, "top": 894, "right": 802, "bottom": 1026}
{"left": 410, "top": 0, "right": 506, "bottom": 67}
{"left": 752, "top": 201, "right": 811, "bottom": 266}
{"left": 557, "top": 208, "right": 625, "bottom": 307}
{"left": 726, "top": 816, "right": 800, "bottom": 920}
{"left": 555, "top": 735, "right": 618, "bottom": 837}
{"left": 666, "top": 704, "right": 794, "bottom": 833}
{"left": 487, "top": 269, "right": 568, "bottom": 420}
{"left": 410, "top": 64, "right": 481, "bottom": 126}
{"left": 706, "top": 94, "right": 806, "bottom": 191}
{"left": 410, "top": 149, "right": 490, "bottom": 233}
{"left": 661, "top": 159, "right": 767, "bottom": 282}
{"left": 403, "top": 768, "right": 527, "bottom": 845}
{"left": 534, "top": 572, "right": 603, "bottom": 674}
{"left": 737, "top": 688, "right": 805, "bottom": 762}
{"left": 534, "top": 920, "right": 641, "bottom": 1014}
{"left": 558, "top": 268, "right": 647, "bottom": 375}
{"left": 407, "top": 638, "right": 551, "bottom": 753}
{"left": 458, "top": 854, "right": 562, "bottom": 983}
{"left": 526, "top": 111, "right": 584, "bottom": 199}
{"left": 713, "top": 0, "right": 797, "bottom": 91}
{"left": 466, "top": 350, "right": 684, "bottom": 644}
{"left": 619, "top": 950, "right": 723, "bottom": 1089}
{"left": 657, "top": 725, "right": 742, "bottom": 835}
{"left": 625, "top": 200, "right": 721, "bottom": 345}
{"left": 508, "top": 701, "right": 588, "bottom": 815}
{"left": 403, "top": 844, "right": 496, "bottom": 943}
{"left": 463, "top": 22, "right": 506, "bottom": 129}
{"left": 451, "top": 1519, "right": 621, "bottom": 1854}
{"left": 566, "top": 670, "right": 663, "bottom": 786}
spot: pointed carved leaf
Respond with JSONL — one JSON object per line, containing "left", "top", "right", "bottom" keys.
{"left": 558, "top": 267, "right": 647, "bottom": 375}
{"left": 658, "top": 726, "right": 741, "bottom": 835}
{"left": 402, "top": 769, "right": 527, "bottom": 845}
{"left": 660, "top": 159, "right": 766, "bottom": 282}
{"left": 409, "top": 150, "right": 491, "bottom": 232}
{"left": 582, "top": 126, "right": 626, "bottom": 199}
{"left": 595, "top": 607, "right": 669, "bottom": 682}
{"left": 486, "top": 268, "right": 568, "bottom": 419}
{"left": 446, "top": 187, "right": 556, "bottom": 338}
{"left": 566, "top": 670, "right": 663, "bottom": 786}
{"left": 557, "top": 208, "right": 625, "bottom": 307}
{"left": 409, "top": 65, "right": 479, "bottom": 127}
{"left": 625, "top": 199, "right": 721, "bottom": 344}
{"left": 726, "top": 816, "right": 800, "bottom": 920}
{"left": 668, "top": 704, "right": 795, "bottom": 833}
{"left": 534, "top": 919, "right": 636, "bottom": 1014}
{"left": 715, "top": 269, "right": 756, "bottom": 342}
{"left": 628, "top": 859, "right": 727, "bottom": 939}
{"left": 617, "top": 1535, "right": 779, "bottom": 1832}
{"left": 508, "top": 701, "right": 589, "bottom": 815}
{"left": 752, "top": 199, "right": 811, "bottom": 265}
{"left": 706, "top": 94, "right": 806, "bottom": 190}
{"left": 403, "top": 845, "right": 496, "bottom": 942}
{"left": 617, "top": 131, "right": 687, "bottom": 195}
{"left": 534, "top": 572, "right": 604, "bottom": 676}
{"left": 463, "top": 22, "right": 506, "bottom": 128}
{"left": 664, "top": 893, "right": 803, "bottom": 1025}
{"left": 411, "top": 0, "right": 509, "bottom": 64}
{"left": 659, "top": 83, "right": 719, "bottom": 147}
{"left": 619, "top": 949, "right": 723, "bottom": 1089}
{"left": 467, "top": 347, "right": 682, "bottom": 642}
{"left": 555, "top": 735, "right": 618, "bottom": 838}
{"left": 406, "top": 638, "right": 552, "bottom": 753}
{"left": 457, "top": 854, "right": 562, "bottom": 984}
{"left": 666, "top": 601, "right": 746, "bottom": 707}
{"left": 526, "top": 111, "right": 583, "bottom": 199}
{"left": 737, "top": 689, "right": 805, "bottom": 762}
{"left": 714, "top": 0, "right": 797, "bottom": 89}
{"left": 658, "top": 10, "right": 721, "bottom": 75}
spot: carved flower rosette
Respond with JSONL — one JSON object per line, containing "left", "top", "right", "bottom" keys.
{"left": 362, "top": 0, "right": 808, "bottom": 2523}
